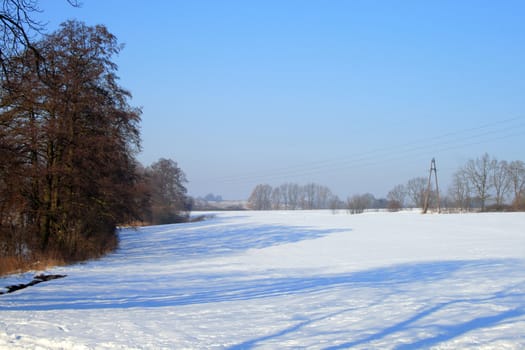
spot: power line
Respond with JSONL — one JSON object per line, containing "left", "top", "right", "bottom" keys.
{"left": 212, "top": 116, "right": 525, "bottom": 185}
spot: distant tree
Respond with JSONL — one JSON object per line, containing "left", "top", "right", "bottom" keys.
{"left": 278, "top": 183, "right": 290, "bottom": 209}
{"left": 448, "top": 170, "right": 472, "bottom": 211}
{"left": 406, "top": 177, "right": 427, "bottom": 208}
{"left": 507, "top": 160, "right": 525, "bottom": 210}
{"left": 346, "top": 194, "right": 372, "bottom": 214}
{"left": 463, "top": 153, "right": 495, "bottom": 211}
{"left": 248, "top": 182, "right": 337, "bottom": 210}
{"left": 387, "top": 184, "right": 406, "bottom": 211}
{"left": 271, "top": 187, "right": 281, "bottom": 210}
{"left": 491, "top": 159, "right": 511, "bottom": 208}
{"left": 302, "top": 183, "right": 316, "bottom": 209}
{"left": 287, "top": 183, "right": 301, "bottom": 209}
{"left": 146, "top": 158, "right": 189, "bottom": 224}
{"left": 248, "top": 184, "right": 273, "bottom": 210}
{"left": 372, "top": 197, "right": 388, "bottom": 209}
{"left": 203, "top": 193, "right": 222, "bottom": 202}
{"left": 346, "top": 195, "right": 360, "bottom": 215}
{"left": 316, "top": 184, "right": 334, "bottom": 209}
{"left": 329, "top": 195, "right": 343, "bottom": 214}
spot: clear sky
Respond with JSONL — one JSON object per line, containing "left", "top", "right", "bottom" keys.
{"left": 41, "top": 1, "right": 525, "bottom": 200}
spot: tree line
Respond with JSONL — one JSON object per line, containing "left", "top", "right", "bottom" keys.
{"left": 448, "top": 154, "right": 523, "bottom": 211}
{"left": 248, "top": 153, "right": 525, "bottom": 213}
{"left": 387, "top": 153, "right": 525, "bottom": 212}
{"left": 248, "top": 182, "right": 388, "bottom": 212}
{"left": 248, "top": 183, "right": 338, "bottom": 210}
{"left": 1, "top": 12, "right": 189, "bottom": 271}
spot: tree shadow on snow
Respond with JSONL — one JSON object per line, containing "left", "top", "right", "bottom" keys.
{"left": 113, "top": 219, "right": 349, "bottom": 263}
{"left": 226, "top": 259, "right": 525, "bottom": 349}
{"left": 393, "top": 307, "right": 524, "bottom": 350}
{"left": 3, "top": 259, "right": 523, "bottom": 312}
{"left": 2, "top": 215, "right": 524, "bottom": 349}
{"left": 323, "top": 295, "right": 524, "bottom": 350}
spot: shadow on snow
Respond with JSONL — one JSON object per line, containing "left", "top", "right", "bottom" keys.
{"left": 2, "top": 216, "right": 524, "bottom": 348}
{"left": 113, "top": 218, "right": 349, "bottom": 263}
{"left": 2, "top": 259, "right": 523, "bottom": 311}
{"left": 227, "top": 259, "right": 525, "bottom": 349}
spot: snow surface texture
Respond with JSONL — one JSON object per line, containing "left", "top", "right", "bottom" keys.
{"left": 1, "top": 210, "right": 525, "bottom": 349}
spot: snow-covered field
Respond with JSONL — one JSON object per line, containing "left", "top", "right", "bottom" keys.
{"left": 1, "top": 210, "right": 525, "bottom": 349}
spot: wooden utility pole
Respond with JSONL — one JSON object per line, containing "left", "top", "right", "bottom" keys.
{"left": 423, "top": 158, "right": 440, "bottom": 214}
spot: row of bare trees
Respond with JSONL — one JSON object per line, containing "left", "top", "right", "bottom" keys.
{"left": 248, "top": 183, "right": 389, "bottom": 213}
{"left": 386, "top": 178, "right": 433, "bottom": 211}
{"left": 0, "top": 16, "right": 190, "bottom": 267}
{"left": 248, "top": 183, "right": 338, "bottom": 210}
{"left": 249, "top": 154, "right": 524, "bottom": 213}
{"left": 449, "top": 154, "right": 525, "bottom": 211}
{"left": 387, "top": 153, "right": 525, "bottom": 212}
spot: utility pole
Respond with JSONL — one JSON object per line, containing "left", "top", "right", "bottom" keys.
{"left": 423, "top": 158, "right": 440, "bottom": 214}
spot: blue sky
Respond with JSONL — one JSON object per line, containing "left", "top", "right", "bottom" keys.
{"left": 41, "top": 1, "right": 525, "bottom": 199}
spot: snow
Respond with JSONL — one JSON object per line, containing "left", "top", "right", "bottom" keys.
{"left": 1, "top": 210, "right": 525, "bottom": 349}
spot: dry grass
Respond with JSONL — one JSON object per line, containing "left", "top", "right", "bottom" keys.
{"left": 1, "top": 231, "right": 118, "bottom": 277}
{"left": 0, "top": 256, "right": 22, "bottom": 276}
{"left": 0, "top": 255, "right": 66, "bottom": 277}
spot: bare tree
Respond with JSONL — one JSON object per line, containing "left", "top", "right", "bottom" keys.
{"left": 287, "top": 183, "right": 300, "bottom": 210}
{"left": 248, "top": 184, "right": 273, "bottom": 210}
{"left": 1, "top": 0, "right": 43, "bottom": 74}
{"left": 491, "top": 159, "right": 511, "bottom": 208}
{"left": 0, "top": 0, "right": 79, "bottom": 76}
{"left": 448, "top": 170, "right": 472, "bottom": 211}
{"left": 346, "top": 193, "right": 372, "bottom": 214}
{"left": 316, "top": 184, "right": 334, "bottom": 209}
{"left": 278, "top": 183, "right": 290, "bottom": 209}
{"left": 463, "top": 153, "right": 495, "bottom": 211}
{"left": 406, "top": 177, "right": 427, "bottom": 208}
{"left": 329, "top": 195, "right": 342, "bottom": 214}
{"left": 303, "top": 183, "right": 316, "bottom": 210}
{"left": 271, "top": 187, "right": 281, "bottom": 210}
{"left": 507, "top": 160, "right": 525, "bottom": 210}
{"left": 387, "top": 184, "right": 406, "bottom": 211}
